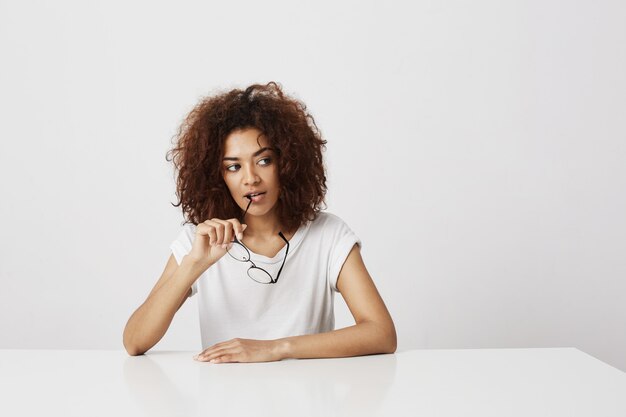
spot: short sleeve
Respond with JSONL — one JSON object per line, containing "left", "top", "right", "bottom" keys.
{"left": 169, "top": 223, "right": 198, "bottom": 297}
{"left": 328, "top": 217, "right": 361, "bottom": 292}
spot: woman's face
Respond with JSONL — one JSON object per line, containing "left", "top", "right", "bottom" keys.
{"left": 221, "top": 127, "right": 281, "bottom": 218}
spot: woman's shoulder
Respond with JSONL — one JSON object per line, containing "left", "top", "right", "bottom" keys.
{"left": 307, "top": 211, "right": 353, "bottom": 234}
{"left": 304, "top": 211, "right": 361, "bottom": 252}
{"left": 311, "top": 211, "right": 345, "bottom": 225}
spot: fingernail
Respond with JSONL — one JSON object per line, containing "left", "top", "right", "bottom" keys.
{"left": 237, "top": 233, "right": 243, "bottom": 240}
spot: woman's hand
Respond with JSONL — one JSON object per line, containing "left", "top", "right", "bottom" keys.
{"left": 187, "top": 218, "right": 247, "bottom": 270}
{"left": 194, "top": 338, "right": 286, "bottom": 363}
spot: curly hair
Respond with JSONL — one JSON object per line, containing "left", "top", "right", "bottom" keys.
{"left": 166, "top": 81, "right": 328, "bottom": 233}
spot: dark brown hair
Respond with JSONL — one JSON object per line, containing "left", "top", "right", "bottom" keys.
{"left": 166, "top": 81, "right": 327, "bottom": 232}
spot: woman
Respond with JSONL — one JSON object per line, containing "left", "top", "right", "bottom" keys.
{"left": 123, "top": 82, "right": 396, "bottom": 362}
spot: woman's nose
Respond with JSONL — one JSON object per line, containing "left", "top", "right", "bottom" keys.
{"left": 243, "top": 165, "right": 260, "bottom": 185}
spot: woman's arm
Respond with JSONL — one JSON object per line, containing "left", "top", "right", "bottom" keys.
{"left": 123, "top": 254, "right": 205, "bottom": 356}
{"left": 195, "top": 244, "right": 396, "bottom": 363}
{"left": 124, "top": 218, "right": 246, "bottom": 356}
{"left": 280, "top": 243, "right": 396, "bottom": 358}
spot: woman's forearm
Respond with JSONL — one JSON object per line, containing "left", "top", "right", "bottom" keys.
{"left": 277, "top": 320, "right": 397, "bottom": 360}
{"left": 123, "top": 256, "right": 205, "bottom": 356}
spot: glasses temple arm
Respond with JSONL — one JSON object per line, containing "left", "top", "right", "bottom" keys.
{"left": 274, "top": 232, "right": 290, "bottom": 283}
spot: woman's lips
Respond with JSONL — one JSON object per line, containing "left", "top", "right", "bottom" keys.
{"left": 251, "top": 194, "right": 264, "bottom": 203}
{"left": 246, "top": 192, "right": 266, "bottom": 203}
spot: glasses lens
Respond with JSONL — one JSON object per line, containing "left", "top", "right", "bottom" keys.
{"left": 227, "top": 242, "right": 250, "bottom": 262}
{"left": 248, "top": 267, "right": 273, "bottom": 284}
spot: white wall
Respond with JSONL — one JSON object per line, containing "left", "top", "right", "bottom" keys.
{"left": 1, "top": 0, "right": 625, "bottom": 371}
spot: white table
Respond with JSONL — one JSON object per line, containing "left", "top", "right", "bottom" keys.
{"left": 1, "top": 348, "right": 625, "bottom": 416}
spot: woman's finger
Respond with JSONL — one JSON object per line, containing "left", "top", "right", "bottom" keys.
{"left": 213, "top": 219, "right": 234, "bottom": 247}
{"left": 211, "top": 354, "right": 236, "bottom": 363}
{"left": 195, "top": 338, "right": 244, "bottom": 360}
{"left": 239, "top": 223, "right": 248, "bottom": 240}
{"left": 207, "top": 226, "right": 218, "bottom": 246}
{"left": 197, "top": 347, "right": 235, "bottom": 361}
{"left": 196, "top": 222, "right": 216, "bottom": 246}
{"left": 196, "top": 340, "right": 230, "bottom": 357}
{"left": 226, "top": 219, "right": 246, "bottom": 241}
{"left": 209, "top": 219, "right": 226, "bottom": 245}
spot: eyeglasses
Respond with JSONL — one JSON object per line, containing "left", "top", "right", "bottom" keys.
{"left": 227, "top": 232, "right": 289, "bottom": 284}
{"left": 227, "top": 198, "right": 289, "bottom": 284}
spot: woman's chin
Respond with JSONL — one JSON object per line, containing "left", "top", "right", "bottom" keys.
{"left": 246, "top": 201, "right": 278, "bottom": 217}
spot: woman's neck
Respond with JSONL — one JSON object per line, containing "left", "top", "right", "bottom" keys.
{"left": 243, "top": 210, "right": 283, "bottom": 240}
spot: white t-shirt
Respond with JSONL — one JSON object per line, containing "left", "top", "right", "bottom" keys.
{"left": 170, "top": 212, "right": 361, "bottom": 348}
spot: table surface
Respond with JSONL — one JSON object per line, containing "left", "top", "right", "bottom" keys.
{"left": 1, "top": 348, "right": 625, "bottom": 417}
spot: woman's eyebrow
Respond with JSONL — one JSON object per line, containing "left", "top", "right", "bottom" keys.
{"left": 223, "top": 147, "right": 274, "bottom": 161}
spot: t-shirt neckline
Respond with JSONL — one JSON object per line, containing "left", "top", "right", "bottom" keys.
{"left": 236, "top": 220, "right": 311, "bottom": 265}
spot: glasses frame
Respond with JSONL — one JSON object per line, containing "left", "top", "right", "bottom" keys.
{"left": 226, "top": 196, "right": 289, "bottom": 284}
{"left": 227, "top": 232, "right": 290, "bottom": 284}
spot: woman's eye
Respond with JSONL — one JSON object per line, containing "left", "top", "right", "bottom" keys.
{"left": 226, "top": 164, "right": 240, "bottom": 172}
{"left": 259, "top": 157, "right": 272, "bottom": 166}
